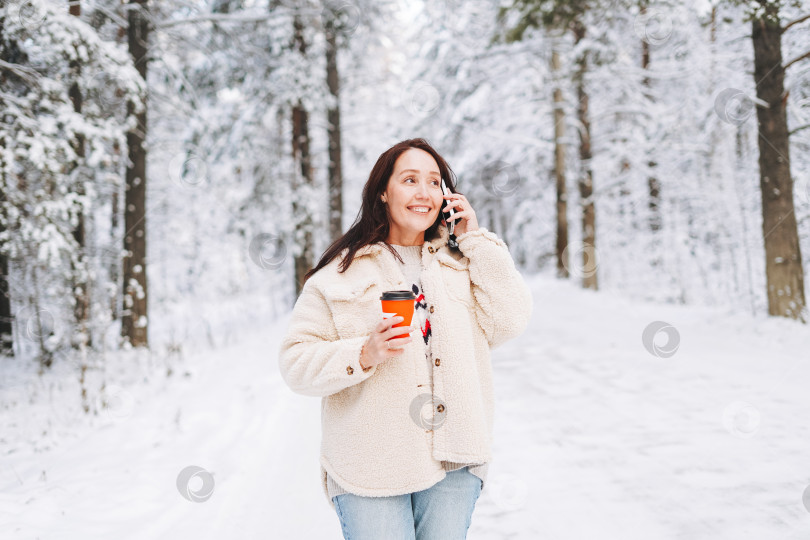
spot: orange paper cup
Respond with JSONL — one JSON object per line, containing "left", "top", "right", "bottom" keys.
{"left": 380, "top": 290, "right": 416, "bottom": 340}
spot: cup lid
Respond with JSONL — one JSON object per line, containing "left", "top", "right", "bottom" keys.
{"left": 380, "top": 290, "right": 416, "bottom": 301}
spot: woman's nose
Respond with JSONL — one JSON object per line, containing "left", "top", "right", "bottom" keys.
{"left": 416, "top": 182, "right": 429, "bottom": 198}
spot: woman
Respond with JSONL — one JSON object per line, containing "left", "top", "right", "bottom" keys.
{"left": 278, "top": 138, "right": 532, "bottom": 539}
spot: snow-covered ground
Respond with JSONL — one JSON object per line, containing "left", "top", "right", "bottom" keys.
{"left": 1, "top": 273, "right": 809, "bottom": 539}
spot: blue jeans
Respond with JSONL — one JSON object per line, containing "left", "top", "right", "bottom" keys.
{"left": 332, "top": 467, "right": 483, "bottom": 540}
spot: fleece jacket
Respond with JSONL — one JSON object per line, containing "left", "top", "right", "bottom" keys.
{"left": 324, "top": 242, "right": 488, "bottom": 501}
{"left": 277, "top": 222, "right": 533, "bottom": 510}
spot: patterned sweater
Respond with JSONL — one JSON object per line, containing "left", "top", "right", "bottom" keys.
{"left": 326, "top": 243, "right": 489, "bottom": 501}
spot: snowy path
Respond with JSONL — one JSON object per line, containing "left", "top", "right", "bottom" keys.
{"left": 469, "top": 277, "right": 810, "bottom": 539}
{"left": 2, "top": 275, "right": 809, "bottom": 539}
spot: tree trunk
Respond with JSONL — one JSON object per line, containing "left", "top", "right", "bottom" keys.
{"left": 107, "top": 11, "right": 132, "bottom": 326}
{"left": 324, "top": 12, "right": 344, "bottom": 243}
{"left": 121, "top": 0, "right": 150, "bottom": 346}
{"left": 110, "top": 140, "right": 121, "bottom": 321}
{"left": 0, "top": 115, "right": 10, "bottom": 356}
{"left": 67, "top": 0, "right": 92, "bottom": 349}
{"left": 551, "top": 43, "right": 569, "bottom": 278}
{"left": 0, "top": 177, "right": 10, "bottom": 355}
{"left": 572, "top": 20, "right": 598, "bottom": 290}
{"left": 0, "top": 17, "right": 13, "bottom": 356}
{"left": 640, "top": 3, "right": 661, "bottom": 238}
{"left": 751, "top": 6, "right": 806, "bottom": 320}
{"left": 0, "top": 248, "right": 10, "bottom": 355}
{"left": 292, "top": 14, "right": 314, "bottom": 298}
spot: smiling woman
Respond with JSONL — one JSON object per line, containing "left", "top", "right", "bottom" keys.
{"left": 380, "top": 148, "right": 445, "bottom": 246}
{"left": 302, "top": 138, "right": 465, "bottom": 279}
{"left": 278, "top": 138, "right": 532, "bottom": 540}
{"left": 302, "top": 140, "right": 479, "bottom": 280}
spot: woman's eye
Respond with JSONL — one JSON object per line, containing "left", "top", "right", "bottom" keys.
{"left": 404, "top": 177, "right": 440, "bottom": 186}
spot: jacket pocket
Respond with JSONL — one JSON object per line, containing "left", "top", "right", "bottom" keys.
{"left": 323, "top": 278, "right": 381, "bottom": 339}
{"left": 437, "top": 253, "right": 473, "bottom": 307}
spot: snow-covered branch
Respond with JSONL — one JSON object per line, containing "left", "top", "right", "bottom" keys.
{"left": 0, "top": 60, "right": 41, "bottom": 87}
{"left": 154, "top": 13, "right": 276, "bottom": 29}
{"left": 788, "top": 124, "right": 810, "bottom": 136}
{"left": 784, "top": 49, "right": 810, "bottom": 70}
{"left": 782, "top": 13, "right": 810, "bottom": 33}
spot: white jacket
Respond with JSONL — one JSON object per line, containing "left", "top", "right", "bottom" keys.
{"left": 278, "top": 223, "right": 533, "bottom": 508}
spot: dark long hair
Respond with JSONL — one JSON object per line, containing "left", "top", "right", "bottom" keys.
{"left": 304, "top": 138, "right": 457, "bottom": 283}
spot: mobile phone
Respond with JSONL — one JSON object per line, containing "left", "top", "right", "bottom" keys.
{"left": 440, "top": 178, "right": 460, "bottom": 250}
{"left": 440, "top": 177, "right": 455, "bottom": 236}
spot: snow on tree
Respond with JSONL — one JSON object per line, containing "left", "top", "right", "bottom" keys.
{"left": 0, "top": 0, "right": 145, "bottom": 365}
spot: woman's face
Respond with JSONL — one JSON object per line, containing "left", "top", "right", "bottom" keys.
{"left": 381, "top": 148, "right": 444, "bottom": 245}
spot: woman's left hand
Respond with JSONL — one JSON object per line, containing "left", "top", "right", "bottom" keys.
{"left": 442, "top": 192, "right": 479, "bottom": 237}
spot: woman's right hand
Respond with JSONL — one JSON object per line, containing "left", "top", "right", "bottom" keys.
{"left": 359, "top": 316, "right": 414, "bottom": 370}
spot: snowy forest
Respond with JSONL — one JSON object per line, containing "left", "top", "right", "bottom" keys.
{"left": 2, "top": 0, "right": 810, "bottom": 538}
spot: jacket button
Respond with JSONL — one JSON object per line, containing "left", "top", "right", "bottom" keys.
{"left": 346, "top": 366, "right": 354, "bottom": 375}
{"left": 429, "top": 306, "right": 434, "bottom": 313}
{"left": 434, "top": 358, "right": 441, "bottom": 366}
{"left": 428, "top": 246, "right": 435, "bottom": 253}
{"left": 436, "top": 404, "right": 445, "bottom": 413}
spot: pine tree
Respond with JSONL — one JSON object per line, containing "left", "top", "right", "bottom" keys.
{"left": 729, "top": 0, "right": 808, "bottom": 320}
{"left": 501, "top": 0, "right": 600, "bottom": 289}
